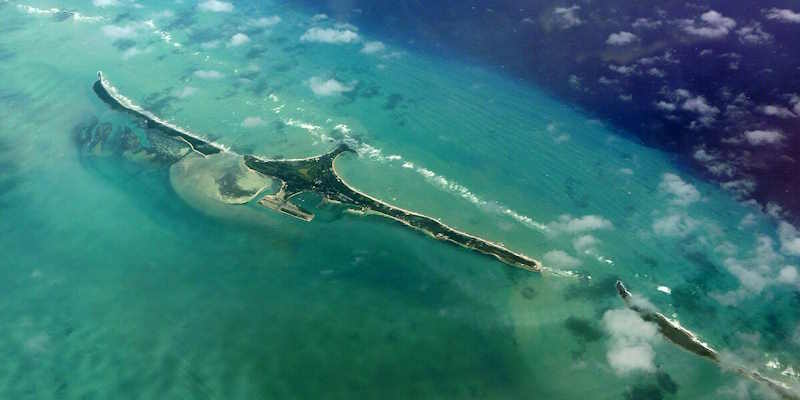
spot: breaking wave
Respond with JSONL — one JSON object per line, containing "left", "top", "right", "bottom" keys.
{"left": 283, "top": 120, "right": 549, "bottom": 231}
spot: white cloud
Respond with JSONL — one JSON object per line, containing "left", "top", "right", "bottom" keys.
{"left": 764, "top": 8, "right": 800, "bottom": 24}
{"left": 652, "top": 213, "right": 698, "bottom": 237}
{"left": 229, "top": 33, "right": 250, "bottom": 47}
{"left": 743, "top": 129, "right": 784, "bottom": 145}
{"left": 543, "top": 250, "right": 581, "bottom": 268}
{"left": 607, "top": 344, "right": 656, "bottom": 374}
{"left": 174, "top": 86, "right": 197, "bottom": 98}
{"left": 24, "top": 332, "right": 50, "bottom": 353}
{"left": 334, "top": 22, "right": 358, "bottom": 31}
{"left": 674, "top": 89, "right": 691, "bottom": 99}
{"left": 609, "top": 64, "right": 636, "bottom": 75}
{"left": 361, "top": 41, "right": 385, "bottom": 54}
{"left": 682, "top": 96, "right": 719, "bottom": 117}
{"left": 632, "top": 18, "right": 662, "bottom": 29}
{"left": 766, "top": 202, "right": 784, "bottom": 219}
{"left": 553, "top": 5, "right": 583, "bottom": 29}
{"left": 693, "top": 147, "right": 716, "bottom": 162}
{"left": 655, "top": 101, "right": 676, "bottom": 112}
{"left": 598, "top": 76, "right": 619, "bottom": 85}
{"left": 198, "top": 0, "right": 233, "bottom": 12}
{"left": 711, "top": 235, "right": 799, "bottom": 303}
{"left": 311, "top": 13, "right": 328, "bottom": 22}
{"left": 739, "top": 213, "right": 757, "bottom": 229}
{"left": 721, "top": 179, "right": 756, "bottom": 198}
{"left": 778, "top": 266, "right": 798, "bottom": 284}
{"left": 659, "top": 173, "right": 700, "bottom": 206}
{"left": 602, "top": 309, "right": 659, "bottom": 375}
{"left": 724, "top": 257, "right": 770, "bottom": 293}
{"left": 194, "top": 70, "right": 224, "bottom": 79}
{"left": 647, "top": 68, "right": 666, "bottom": 78}
{"left": 679, "top": 10, "right": 736, "bottom": 39}
{"left": 101, "top": 24, "right": 137, "bottom": 39}
{"left": 250, "top": 15, "right": 281, "bottom": 27}
{"left": 778, "top": 222, "right": 800, "bottom": 256}
{"left": 242, "top": 117, "right": 265, "bottom": 128}
{"left": 737, "top": 22, "right": 773, "bottom": 45}
{"left": 573, "top": 235, "right": 600, "bottom": 253}
{"left": 606, "top": 31, "right": 638, "bottom": 46}
{"left": 93, "top": 0, "right": 119, "bottom": 7}
{"left": 308, "top": 77, "right": 354, "bottom": 96}
{"left": 152, "top": 10, "right": 174, "bottom": 19}
{"left": 300, "top": 27, "right": 360, "bottom": 44}
{"left": 549, "top": 215, "right": 613, "bottom": 233}
{"left": 121, "top": 46, "right": 149, "bottom": 59}
{"left": 758, "top": 105, "right": 796, "bottom": 118}
{"left": 638, "top": 50, "right": 680, "bottom": 65}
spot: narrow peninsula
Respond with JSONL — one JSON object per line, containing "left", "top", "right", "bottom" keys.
{"left": 615, "top": 281, "right": 800, "bottom": 400}
{"left": 91, "top": 71, "right": 543, "bottom": 273}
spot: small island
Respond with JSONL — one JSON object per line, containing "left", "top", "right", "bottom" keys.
{"left": 91, "top": 71, "right": 542, "bottom": 273}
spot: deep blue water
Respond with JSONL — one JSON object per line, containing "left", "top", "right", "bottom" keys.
{"left": 293, "top": 0, "right": 800, "bottom": 222}
{"left": 1, "top": 1, "right": 799, "bottom": 398}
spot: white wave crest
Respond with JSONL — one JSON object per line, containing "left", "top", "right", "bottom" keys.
{"left": 17, "top": 4, "right": 58, "bottom": 14}
{"left": 98, "top": 72, "right": 230, "bottom": 153}
{"left": 281, "top": 118, "right": 546, "bottom": 231}
{"left": 17, "top": 4, "right": 104, "bottom": 22}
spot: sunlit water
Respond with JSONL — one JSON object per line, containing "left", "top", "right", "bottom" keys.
{"left": 1, "top": 1, "right": 798, "bottom": 399}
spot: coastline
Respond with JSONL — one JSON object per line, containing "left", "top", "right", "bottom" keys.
{"left": 95, "top": 71, "right": 543, "bottom": 273}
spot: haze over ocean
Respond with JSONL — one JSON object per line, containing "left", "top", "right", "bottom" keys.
{"left": 0, "top": 1, "right": 799, "bottom": 399}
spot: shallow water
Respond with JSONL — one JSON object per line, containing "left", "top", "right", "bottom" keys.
{"left": 1, "top": 1, "right": 799, "bottom": 399}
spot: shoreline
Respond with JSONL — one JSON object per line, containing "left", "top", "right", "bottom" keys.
{"left": 94, "top": 71, "right": 542, "bottom": 273}
{"left": 328, "top": 154, "right": 542, "bottom": 272}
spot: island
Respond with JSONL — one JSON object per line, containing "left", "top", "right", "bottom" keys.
{"left": 615, "top": 281, "right": 800, "bottom": 400}
{"left": 90, "top": 71, "right": 543, "bottom": 273}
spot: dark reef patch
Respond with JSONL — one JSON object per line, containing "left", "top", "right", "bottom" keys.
{"left": 564, "top": 177, "right": 590, "bottom": 209}
{"left": 383, "top": 93, "right": 403, "bottom": 110}
{"left": 0, "top": 48, "right": 15, "bottom": 62}
{"left": 165, "top": 9, "right": 196, "bottom": 31}
{"left": 246, "top": 45, "right": 268, "bottom": 60}
{"left": 271, "top": 60, "right": 298, "bottom": 73}
{"left": 112, "top": 12, "right": 134, "bottom": 24}
{"left": 656, "top": 371, "right": 679, "bottom": 395}
{"left": 624, "top": 384, "right": 663, "bottom": 400}
{"left": 564, "top": 275, "right": 619, "bottom": 303}
{"left": 564, "top": 317, "right": 603, "bottom": 342}
{"left": 520, "top": 286, "right": 536, "bottom": 300}
{"left": 142, "top": 91, "right": 178, "bottom": 116}
{"left": 0, "top": 138, "right": 20, "bottom": 205}
{"left": 269, "top": 36, "right": 288, "bottom": 45}
{"left": 670, "top": 285, "right": 718, "bottom": 322}
{"left": 112, "top": 39, "right": 137, "bottom": 51}
{"left": 216, "top": 172, "right": 258, "bottom": 199}
{"left": 634, "top": 250, "right": 659, "bottom": 269}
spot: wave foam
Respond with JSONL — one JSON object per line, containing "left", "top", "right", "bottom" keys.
{"left": 17, "top": 4, "right": 59, "bottom": 14}
{"left": 143, "top": 19, "right": 181, "bottom": 47}
{"left": 17, "top": 4, "right": 104, "bottom": 22}
{"left": 325, "top": 123, "right": 547, "bottom": 231}
{"left": 99, "top": 72, "right": 230, "bottom": 153}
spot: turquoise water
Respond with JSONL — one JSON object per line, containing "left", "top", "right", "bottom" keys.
{"left": 1, "top": 1, "right": 799, "bottom": 398}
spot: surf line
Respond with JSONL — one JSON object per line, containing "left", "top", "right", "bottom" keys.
{"left": 616, "top": 281, "right": 800, "bottom": 400}
{"left": 94, "top": 71, "right": 545, "bottom": 274}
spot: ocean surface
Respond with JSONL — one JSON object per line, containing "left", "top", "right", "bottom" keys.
{"left": 0, "top": 1, "right": 799, "bottom": 399}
